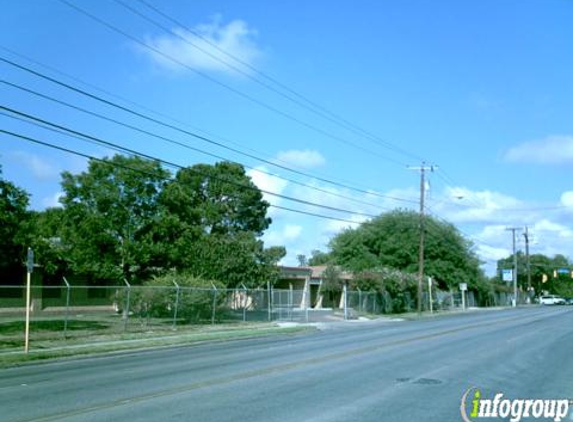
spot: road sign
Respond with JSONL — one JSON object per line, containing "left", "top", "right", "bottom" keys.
{"left": 502, "top": 269, "right": 513, "bottom": 282}
{"left": 26, "top": 248, "right": 34, "bottom": 273}
{"left": 459, "top": 283, "right": 467, "bottom": 291}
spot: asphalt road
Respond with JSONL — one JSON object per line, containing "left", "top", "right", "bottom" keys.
{"left": 2, "top": 307, "right": 573, "bottom": 422}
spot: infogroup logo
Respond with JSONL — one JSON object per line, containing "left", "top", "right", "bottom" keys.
{"left": 460, "top": 387, "right": 571, "bottom": 422}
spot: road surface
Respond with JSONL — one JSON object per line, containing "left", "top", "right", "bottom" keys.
{"left": 2, "top": 306, "right": 573, "bottom": 421}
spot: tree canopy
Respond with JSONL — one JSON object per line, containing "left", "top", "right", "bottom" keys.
{"left": 327, "top": 209, "right": 484, "bottom": 290}
{"left": 1, "top": 155, "right": 282, "bottom": 287}
{"left": 496, "top": 253, "right": 573, "bottom": 297}
{"left": 59, "top": 155, "right": 170, "bottom": 282}
{"left": 0, "top": 165, "right": 30, "bottom": 275}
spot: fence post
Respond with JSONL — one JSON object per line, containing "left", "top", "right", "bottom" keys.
{"left": 357, "top": 288, "right": 362, "bottom": 313}
{"left": 210, "top": 282, "right": 218, "bottom": 325}
{"left": 63, "top": 277, "right": 71, "bottom": 339}
{"left": 240, "top": 283, "right": 247, "bottom": 322}
{"left": 172, "top": 280, "right": 180, "bottom": 329}
{"left": 123, "top": 278, "right": 131, "bottom": 332}
{"left": 343, "top": 283, "right": 348, "bottom": 320}
{"left": 267, "top": 280, "right": 272, "bottom": 322}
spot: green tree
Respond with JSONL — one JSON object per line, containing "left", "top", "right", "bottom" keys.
{"left": 27, "top": 207, "right": 69, "bottom": 278}
{"left": 180, "top": 233, "right": 285, "bottom": 288}
{"left": 329, "top": 209, "right": 483, "bottom": 290}
{"left": 158, "top": 162, "right": 277, "bottom": 287}
{"left": 498, "top": 253, "right": 572, "bottom": 297}
{"left": 161, "top": 162, "right": 271, "bottom": 238}
{"left": 0, "top": 166, "right": 30, "bottom": 276}
{"left": 308, "top": 249, "right": 331, "bottom": 266}
{"left": 59, "top": 155, "right": 171, "bottom": 282}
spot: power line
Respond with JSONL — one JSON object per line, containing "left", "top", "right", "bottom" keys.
{"left": 0, "top": 79, "right": 391, "bottom": 212}
{"left": 58, "top": 0, "right": 409, "bottom": 167}
{"left": 424, "top": 208, "right": 503, "bottom": 253}
{"left": 0, "top": 106, "right": 379, "bottom": 219}
{"left": 0, "top": 57, "right": 418, "bottom": 206}
{"left": 0, "top": 128, "right": 368, "bottom": 226}
{"left": 0, "top": 44, "right": 395, "bottom": 192}
{"left": 117, "top": 0, "right": 423, "bottom": 162}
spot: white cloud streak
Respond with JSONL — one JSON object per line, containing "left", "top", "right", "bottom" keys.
{"left": 504, "top": 135, "right": 573, "bottom": 165}
{"left": 41, "top": 191, "right": 64, "bottom": 208}
{"left": 275, "top": 149, "right": 326, "bottom": 169}
{"left": 10, "top": 151, "right": 60, "bottom": 181}
{"left": 143, "top": 16, "right": 261, "bottom": 76}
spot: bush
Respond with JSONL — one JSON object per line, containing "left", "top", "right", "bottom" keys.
{"left": 117, "top": 273, "right": 226, "bottom": 324}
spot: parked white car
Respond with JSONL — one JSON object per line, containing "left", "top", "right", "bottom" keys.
{"left": 539, "top": 295, "right": 566, "bottom": 305}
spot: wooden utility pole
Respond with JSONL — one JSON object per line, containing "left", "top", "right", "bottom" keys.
{"left": 506, "top": 227, "right": 521, "bottom": 307}
{"left": 523, "top": 226, "right": 532, "bottom": 303}
{"left": 524, "top": 226, "right": 531, "bottom": 290}
{"left": 409, "top": 163, "right": 436, "bottom": 314}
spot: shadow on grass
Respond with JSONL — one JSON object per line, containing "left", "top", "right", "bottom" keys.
{"left": 0, "top": 320, "right": 111, "bottom": 335}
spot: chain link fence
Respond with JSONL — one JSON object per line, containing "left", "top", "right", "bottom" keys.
{"left": 0, "top": 281, "right": 533, "bottom": 352}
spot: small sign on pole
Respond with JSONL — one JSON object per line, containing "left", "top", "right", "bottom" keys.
{"left": 428, "top": 277, "right": 433, "bottom": 314}
{"left": 459, "top": 283, "right": 467, "bottom": 311}
{"left": 502, "top": 269, "right": 513, "bottom": 282}
{"left": 26, "top": 248, "right": 34, "bottom": 274}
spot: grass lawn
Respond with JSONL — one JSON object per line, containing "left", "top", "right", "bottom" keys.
{"left": 0, "top": 315, "right": 312, "bottom": 368}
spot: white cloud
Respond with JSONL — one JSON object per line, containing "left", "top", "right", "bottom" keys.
{"left": 283, "top": 224, "right": 302, "bottom": 240}
{"left": 533, "top": 219, "right": 573, "bottom": 239}
{"left": 561, "top": 191, "right": 573, "bottom": 209}
{"left": 10, "top": 151, "right": 59, "bottom": 181}
{"left": 275, "top": 149, "right": 326, "bottom": 169}
{"left": 432, "top": 187, "right": 525, "bottom": 224}
{"left": 42, "top": 192, "right": 64, "bottom": 208}
{"left": 143, "top": 16, "right": 261, "bottom": 76}
{"left": 247, "top": 166, "right": 288, "bottom": 214}
{"left": 504, "top": 135, "right": 573, "bottom": 165}
{"left": 322, "top": 216, "right": 364, "bottom": 235}
{"left": 265, "top": 224, "right": 303, "bottom": 246}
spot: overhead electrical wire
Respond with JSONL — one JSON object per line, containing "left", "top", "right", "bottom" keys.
{"left": 0, "top": 105, "right": 380, "bottom": 219}
{"left": 0, "top": 45, "right": 410, "bottom": 193}
{"left": 0, "top": 128, "right": 365, "bottom": 226}
{"left": 0, "top": 80, "right": 393, "bottom": 212}
{"left": 58, "top": 0, "right": 410, "bottom": 167}
{"left": 0, "top": 44, "right": 294, "bottom": 168}
{"left": 0, "top": 57, "right": 418, "bottom": 205}
{"left": 115, "top": 0, "right": 423, "bottom": 162}
{"left": 424, "top": 208, "right": 503, "bottom": 255}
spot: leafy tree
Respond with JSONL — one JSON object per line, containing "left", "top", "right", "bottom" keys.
{"left": 161, "top": 162, "right": 271, "bottom": 238}
{"left": 497, "top": 253, "right": 572, "bottom": 297}
{"left": 0, "top": 166, "right": 30, "bottom": 277}
{"left": 328, "top": 209, "right": 483, "bottom": 290}
{"left": 59, "top": 155, "right": 170, "bottom": 282}
{"left": 308, "top": 249, "right": 331, "bottom": 266}
{"left": 296, "top": 254, "right": 307, "bottom": 267}
{"left": 27, "top": 208, "right": 69, "bottom": 278}
{"left": 158, "top": 162, "right": 277, "bottom": 287}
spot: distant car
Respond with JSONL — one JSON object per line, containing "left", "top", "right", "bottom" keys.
{"left": 565, "top": 298, "right": 573, "bottom": 305}
{"left": 539, "top": 295, "right": 566, "bottom": 305}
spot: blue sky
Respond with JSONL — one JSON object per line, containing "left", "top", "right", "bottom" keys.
{"left": 1, "top": 0, "right": 572, "bottom": 275}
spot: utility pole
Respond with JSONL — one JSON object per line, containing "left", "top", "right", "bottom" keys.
{"left": 409, "top": 163, "right": 436, "bottom": 314}
{"left": 523, "top": 226, "right": 532, "bottom": 303}
{"left": 523, "top": 226, "right": 531, "bottom": 289}
{"left": 506, "top": 227, "right": 521, "bottom": 307}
